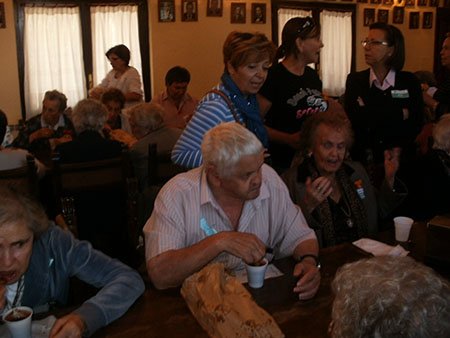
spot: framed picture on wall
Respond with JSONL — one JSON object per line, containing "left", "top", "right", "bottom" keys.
{"left": 206, "top": 0, "right": 223, "bottom": 17}
{"left": 378, "top": 9, "right": 389, "bottom": 23}
{"left": 251, "top": 3, "right": 266, "bottom": 24}
{"left": 0, "top": 2, "right": 6, "bottom": 29}
{"left": 370, "top": 0, "right": 382, "bottom": 4}
{"left": 182, "top": 0, "right": 198, "bottom": 22}
{"left": 429, "top": 0, "right": 438, "bottom": 6}
{"left": 423, "top": 11, "right": 433, "bottom": 28}
{"left": 364, "top": 8, "right": 375, "bottom": 26}
{"left": 357, "top": 0, "right": 368, "bottom": 3}
{"left": 231, "top": 3, "right": 246, "bottom": 23}
{"left": 417, "top": 0, "right": 427, "bottom": 5}
{"left": 393, "top": 6, "right": 404, "bottom": 24}
{"left": 383, "top": 0, "right": 394, "bottom": 5}
{"left": 158, "top": 0, "right": 175, "bottom": 22}
{"left": 405, "top": 0, "right": 415, "bottom": 6}
{"left": 409, "top": 12, "right": 420, "bottom": 28}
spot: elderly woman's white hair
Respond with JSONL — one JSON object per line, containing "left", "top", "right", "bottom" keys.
{"left": 433, "top": 114, "right": 450, "bottom": 153}
{"left": 201, "top": 122, "right": 264, "bottom": 177}
{"left": 71, "top": 99, "right": 107, "bottom": 134}
{"left": 128, "top": 102, "right": 165, "bottom": 135}
{"left": 330, "top": 256, "right": 450, "bottom": 338}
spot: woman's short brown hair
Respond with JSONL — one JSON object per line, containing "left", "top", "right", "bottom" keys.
{"left": 223, "top": 31, "right": 276, "bottom": 71}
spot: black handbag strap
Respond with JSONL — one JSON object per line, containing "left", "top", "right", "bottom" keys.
{"left": 208, "top": 89, "right": 245, "bottom": 126}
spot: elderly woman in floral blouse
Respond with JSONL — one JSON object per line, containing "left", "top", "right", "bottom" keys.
{"left": 283, "top": 110, "right": 407, "bottom": 247}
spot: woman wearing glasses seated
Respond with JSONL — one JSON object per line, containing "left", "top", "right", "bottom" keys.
{"left": 344, "top": 23, "right": 423, "bottom": 186}
{"left": 257, "top": 17, "right": 342, "bottom": 173}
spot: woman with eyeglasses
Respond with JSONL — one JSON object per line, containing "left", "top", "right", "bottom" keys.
{"left": 171, "top": 31, "right": 276, "bottom": 168}
{"left": 258, "top": 17, "right": 342, "bottom": 173}
{"left": 344, "top": 23, "right": 423, "bottom": 187}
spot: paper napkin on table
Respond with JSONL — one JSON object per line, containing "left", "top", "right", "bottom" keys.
{"left": 353, "top": 238, "right": 409, "bottom": 257}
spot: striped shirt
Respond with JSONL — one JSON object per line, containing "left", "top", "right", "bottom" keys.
{"left": 143, "top": 164, "right": 316, "bottom": 271}
{"left": 171, "top": 83, "right": 244, "bottom": 168}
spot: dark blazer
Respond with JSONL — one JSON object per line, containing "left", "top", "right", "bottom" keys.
{"left": 344, "top": 69, "right": 424, "bottom": 164}
{"left": 55, "top": 130, "right": 122, "bottom": 163}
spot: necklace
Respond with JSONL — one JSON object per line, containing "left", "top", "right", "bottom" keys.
{"left": 11, "top": 276, "right": 25, "bottom": 309}
{"left": 339, "top": 191, "right": 354, "bottom": 228}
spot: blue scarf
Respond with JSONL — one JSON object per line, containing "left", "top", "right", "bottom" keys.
{"left": 221, "top": 73, "right": 269, "bottom": 148}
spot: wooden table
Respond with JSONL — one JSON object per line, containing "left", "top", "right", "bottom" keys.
{"left": 92, "top": 244, "right": 369, "bottom": 338}
{"left": 92, "top": 221, "right": 447, "bottom": 337}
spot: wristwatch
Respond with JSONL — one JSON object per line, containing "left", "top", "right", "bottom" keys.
{"left": 298, "top": 254, "right": 321, "bottom": 269}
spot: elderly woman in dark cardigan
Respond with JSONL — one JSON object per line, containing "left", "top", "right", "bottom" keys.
{"left": 283, "top": 110, "right": 407, "bottom": 248}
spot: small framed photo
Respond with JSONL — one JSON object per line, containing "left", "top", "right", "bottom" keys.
{"left": 393, "top": 6, "right": 404, "bottom": 24}
{"left": 231, "top": 3, "right": 246, "bottom": 24}
{"left": 418, "top": 0, "right": 427, "bottom": 5}
{"left": 429, "top": 0, "right": 439, "bottom": 6}
{"left": 370, "top": 0, "right": 382, "bottom": 4}
{"left": 423, "top": 11, "right": 433, "bottom": 28}
{"left": 206, "top": 0, "right": 223, "bottom": 17}
{"left": 158, "top": 0, "right": 175, "bottom": 22}
{"left": 364, "top": 8, "right": 375, "bottom": 26}
{"left": 0, "top": 2, "right": 5, "bottom": 29}
{"left": 357, "top": 0, "right": 369, "bottom": 3}
{"left": 182, "top": 0, "right": 198, "bottom": 22}
{"left": 378, "top": 9, "right": 389, "bottom": 23}
{"left": 405, "top": 0, "right": 415, "bottom": 5}
{"left": 251, "top": 3, "right": 266, "bottom": 24}
{"left": 409, "top": 12, "right": 420, "bottom": 28}
{"left": 383, "top": 0, "right": 394, "bottom": 5}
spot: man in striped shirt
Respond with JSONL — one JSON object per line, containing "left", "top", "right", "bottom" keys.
{"left": 144, "top": 122, "right": 320, "bottom": 300}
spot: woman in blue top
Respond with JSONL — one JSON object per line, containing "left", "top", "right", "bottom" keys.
{"left": 171, "top": 31, "right": 276, "bottom": 168}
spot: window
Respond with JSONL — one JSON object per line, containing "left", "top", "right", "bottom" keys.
{"left": 273, "top": 2, "right": 356, "bottom": 97}
{"left": 14, "top": 0, "right": 150, "bottom": 120}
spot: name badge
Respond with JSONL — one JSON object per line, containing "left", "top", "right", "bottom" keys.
{"left": 391, "top": 89, "right": 409, "bottom": 99}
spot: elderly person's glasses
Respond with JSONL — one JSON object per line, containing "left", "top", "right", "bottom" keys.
{"left": 361, "top": 39, "right": 389, "bottom": 47}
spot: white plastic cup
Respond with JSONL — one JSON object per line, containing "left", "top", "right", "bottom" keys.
{"left": 245, "top": 258, "right": 269, "bottom": 288}
{"left": 394, "top": 216, "right": 414, "bottom": 242}
{"left": 2, "top": 306, "right": 33, "bottom": 338}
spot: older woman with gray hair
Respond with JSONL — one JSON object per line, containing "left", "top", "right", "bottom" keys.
{"left": 283, "top": 110, "right": 407, "bottom": 248}
{"left": 55, "top": 98, "right": 122, "bottom": 163}
{"left": 419, "top": 114, "right": 450, "bottom": 218}
{"left": 330, "top": 256, "right": 450, "bottom": 338}
{"left": 129, "top": 102, "right": 182, "bottom": 190}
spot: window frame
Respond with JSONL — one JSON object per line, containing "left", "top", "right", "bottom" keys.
{"left": 14, "top": 0, "right": 150, "bottom": 120}
{"left": 270, "top": 0, "right": 356, "bottom": 75}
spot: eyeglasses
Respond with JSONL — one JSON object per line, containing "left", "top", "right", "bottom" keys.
{"left": 361, "top": 40, "right": 389, "bottom": 47}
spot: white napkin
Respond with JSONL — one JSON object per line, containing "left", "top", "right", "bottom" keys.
{"left": 353, "top": 238, "right": 409, "bottom": 257}
{"left": 0, "top": 315, "right": 56, "bottom": 338}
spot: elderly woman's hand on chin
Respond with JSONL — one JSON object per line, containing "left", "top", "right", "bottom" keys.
{"left": 303, "top": 176, "right": 333, "bottom": 213}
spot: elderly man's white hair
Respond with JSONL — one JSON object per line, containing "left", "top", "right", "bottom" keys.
{"left": 433, "top": 113, "right": 450, "bottom": 153}
{"left": 201, "top": 122, "right": 264, "bottom": 177}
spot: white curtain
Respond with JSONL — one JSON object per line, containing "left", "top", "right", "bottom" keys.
{"left": 277, "top": 8, "right": 312, "bottom": 47}
{"left": 24, "top": 6, "right": 86, "bottom": 118}
{"left": 91, "top": 5, "right": 142, "bottom": 88}
{"left": 320, "top": 10, "right": 352, "bottom": 97}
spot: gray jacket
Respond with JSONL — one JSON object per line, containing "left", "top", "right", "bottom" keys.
{"left": 23, "top": 224, "right": 145, "bottom": 336}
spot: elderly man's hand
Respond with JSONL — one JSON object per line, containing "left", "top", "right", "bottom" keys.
{"left": 384, "top": 147, "right": 401, "bottom": 189}
{"left": 29, "top": 128, "right": 55, "bottom": 143}
{"left": 293, "top": 260, "right": 321, "bottom": 300}
{"left": 49, "top": 313, "right": 86, "bottom": 338}
{"left": 217, "top": 231, "right": 266, "bottom": 265}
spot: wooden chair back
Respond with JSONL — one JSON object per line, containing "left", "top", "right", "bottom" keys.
{"left": 0, "top": 155, "right": 38, "bottom": 196}
{"left": 148, "top": 143, "right": 186, "bottom": 187}
{"left": 52, "top": 151, "right": 139, "bottom": 256}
